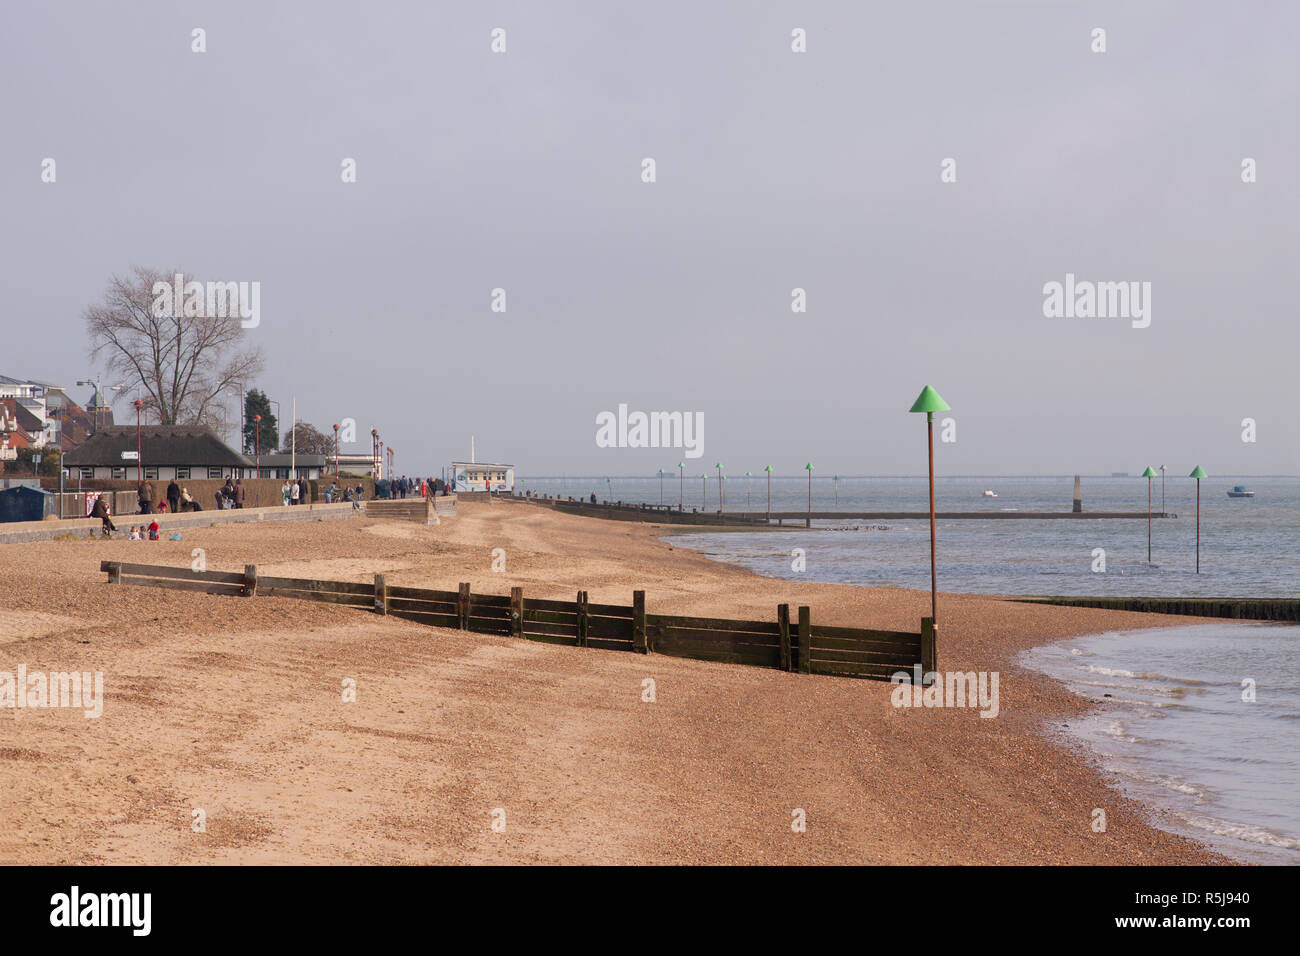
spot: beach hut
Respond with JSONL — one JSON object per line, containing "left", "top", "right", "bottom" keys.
{"left": 0, "top": 485, "right": 55, "bottom": 523}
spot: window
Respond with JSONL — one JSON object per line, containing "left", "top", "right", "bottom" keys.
{"left": 144, "top": 467, "right": 158, "bottom": 480}
{"left": 208, "top": 467, "right": 223, "bottom": 479}
{"left": 111, "top": 467, "right": 125, "bottom": 479}
{"left": 175, "top": 467, "right": 190, "bottom": 480}
{"left": 79, "top": 467, "right": 93, "bottom": 480}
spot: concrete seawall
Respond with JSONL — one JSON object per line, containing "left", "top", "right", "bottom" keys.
{"left": 0, "top": 501, "right": 357, "bottom": 544}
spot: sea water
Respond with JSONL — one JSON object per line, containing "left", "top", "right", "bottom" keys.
{"left": 1024, "top": 624, "right": 1300, "bottom": 865}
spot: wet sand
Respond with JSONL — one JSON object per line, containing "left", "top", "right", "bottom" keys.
{"left": 0, "top": 498, "right": 1226, "bottom": 864}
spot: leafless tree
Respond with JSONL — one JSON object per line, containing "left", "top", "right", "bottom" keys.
{"left": 84, "top": 266, "right": 264, "bottom": 426}
{"left": 286, "top": 421, "right": 333, "bottom": 456}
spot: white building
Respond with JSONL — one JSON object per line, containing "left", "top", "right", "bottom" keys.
{"left": 451, "top": 461, "right": 514, "bottom": 492}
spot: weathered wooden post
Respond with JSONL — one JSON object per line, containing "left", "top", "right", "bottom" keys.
{"left": 510, "top": 586, "right": 524, "bottom": 639}
{"left": 1073, "top": 474, "right": 1082, "bottom": 513}
{"left": 243, "top": 564, "right": 258, "bottom": 598}
{"left": 797, "top": 605, "right": 811, "bottom": 674}
{"left": 777, "top": 603, "right": 791, "bottom": 671}
{"left": 106, "top": 561, "right": 122, "bottom": 584}
{"left": 632, "top": 590, "right": 647, "bottom": 653}
{"left": 921, "top": 616, "right": 937, "bottom": 680}
{"left": 374, "top": 573, "right": 387, "bottom": 614}
{"left": 576, "top": 590, "right": 589, "bottom": 648}
{"left": 458, "top": 582, "right": 471, "bottom": 630}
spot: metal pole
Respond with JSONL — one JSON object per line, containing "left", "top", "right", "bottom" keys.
{"left": 1195, "top": 479, "right": 1201, "bottom": 574}
{"left": 1147, "top": 476, "right": 1152, "bottom": 562}
{"left": 928, "top": 412, "right": 938, "bottom": 625}
{"left": 767, "top": 471, "right": 771, "bottom": 519}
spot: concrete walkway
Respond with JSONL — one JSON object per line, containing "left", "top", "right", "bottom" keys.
{"left": 0, "top": 501, "right": 357, "bottom": 544}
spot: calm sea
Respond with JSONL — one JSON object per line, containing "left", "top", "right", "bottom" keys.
{"left": 524, "top": 474, "right": 1300, "bottom": 861}
{"left": 1025, "top": 625, "right": 1300, "bottom": 865}
{"left": 523, "top": 474, "right": 1299, "bottom": 598}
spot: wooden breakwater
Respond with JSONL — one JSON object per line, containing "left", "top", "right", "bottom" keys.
{"left": 99, "top": 561, "right": 936, "bottom": 681}
{"left": 1015, "top": 596, "right": 1300, "bottom": 622}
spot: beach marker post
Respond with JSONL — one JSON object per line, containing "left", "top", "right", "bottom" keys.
{"left": 1159, "top": 464, "right": 1166, "bottom": 514}
{"left": 677, "top": 461, "right": 684, "bottom": 511}
{"left": 715, "top": 461, "right": 723, "bottom": 515}
{"left": 745, "top": 471, "right": 752, "bottom": 514}
{"left": 909, "top": 385, "right": 951, "bottom": 626}
{"left": 804, "top": 462, "right": 813, "bottom": 528}
{"left": 1189, "top": 465, "right": 1207, "bottom": 573}
{"left": 1141, "top": 466, "right": 1157, "bottom": 561}
{"left": 657, "top": 468, "right": 664, "bottom": 508}
{"left": 764, "top": 465, "right": 772, "bottom": 520}
{"left": 701, "top": 472, "right": 707, "bottom": 512}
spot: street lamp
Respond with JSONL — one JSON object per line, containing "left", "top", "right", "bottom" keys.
{"left": 804, "top": 462, "right": 813, "bottom": 528}
{"left": 909, "top": 385, "right": 951, "bottom": 627}
{"left": 132, "top": 399, "right": 144, "bottom": 484}
{"left": 1189, "top": 465, "right": 1207, "bottom": 574}
{"left": 253, "top": 414, "right": 262, "bottom": 476}
{"left": 1141, "top": 466, "right": 1157, "bottom": 562}
{"left": 333, "top": 424, "right": 340, "bottom": 476}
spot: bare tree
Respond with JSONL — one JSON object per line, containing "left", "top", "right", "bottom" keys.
{"left": 286, "top": 421, "right": 333, "bottom": 456}
{"left": 84, "top": 266, "right": 264, "bottom": 426}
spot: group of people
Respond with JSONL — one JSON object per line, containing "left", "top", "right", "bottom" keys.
{"left": 134, "top": 479, "right": 200, "bottom": 515}
{"left": 125, "top": 521, "right": 161, "bottom": 540}
{"left": 279, "top": 478, "right": 311, "bottom": 507}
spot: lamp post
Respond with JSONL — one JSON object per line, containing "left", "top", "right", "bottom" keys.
{"left": 764, "top": 464, "right": 772, "bottom": 519}
{"left": 1190, "top": 465, "right": 1207, "bottom": 574}
{"left": 909, "top": 385, "right": 951, "bottom": 626}
{"left": 701, "top": 472, "right": 707, "bottom": 512}
{"left": 333, "top": 424, "right": 340, "bottom": 476}
{"left": 677, "top": 461, "right": 684, "bottom": 511}
{"left": 804, "top": 462, "right": 813, "bottom": 528}
{"left": 715, "top": 461, "right": 723, "bottom": 515}
{"left": 657, "top": 468, "right": 664, "bottom": 508}
{"left": 133, "top": 399, "right": 143, "bottom": 483}
{"left": 253, "top": 414, "right": 262, "bottom": 476}
{"left": 745, "top": 471, "right": 751, "bottom": 514}
{"left": 1141, "top": 466, "right": 1157, "bottom": 562}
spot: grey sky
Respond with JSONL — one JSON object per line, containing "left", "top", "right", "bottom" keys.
{"left": 3, "top": 1, "right": 1297, "bottom": 476}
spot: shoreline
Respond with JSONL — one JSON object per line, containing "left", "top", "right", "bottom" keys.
{"left": 0, "top": 500, "right": 1230, "bottom": 864}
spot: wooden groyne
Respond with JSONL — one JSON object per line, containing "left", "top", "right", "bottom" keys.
{"left": 1016, "top": 596, "right": 1300, "bottom": 622}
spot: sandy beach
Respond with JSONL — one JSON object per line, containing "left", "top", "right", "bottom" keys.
{"left": 0, "top": 499, "right": 1226, "bottom": 864}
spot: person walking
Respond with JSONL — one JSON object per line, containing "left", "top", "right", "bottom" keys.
{"left": 166, "top": 479, "right": 180, "bottom": 515}
{"left": 281, "top": 479, "right": 291, "bottom": 506}
{"left": 234, "top": 478, "right": 245, "bottom": 509}
{"left": 91, "top": 493, "right": 116, "bottom": 536}
{"left": 137, "top": 480, "right": 153, "bottom": 515}
{"left": 298, "top": 477, "right": 309, "bottom": 506}
{"left": 290, "top": 478, "right": 300, "bottom": 506}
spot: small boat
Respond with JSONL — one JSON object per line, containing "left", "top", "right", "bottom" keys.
{"left": 1226, "top": 485, "right": 1255, "bottom": 498}
{"left": 982, "top": 489, "right": 998, "bottom": 498}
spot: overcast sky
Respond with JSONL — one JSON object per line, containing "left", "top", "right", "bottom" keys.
{"left": 3, "top": 1, "right": 1297, "bottom": 476}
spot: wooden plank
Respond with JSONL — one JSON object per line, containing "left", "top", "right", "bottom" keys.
{"left": 921, "top": 617, "right": 937, "bottom": 675}
{"left": 809, "top": 623, "right": 919, "bottom": 642}
{"left": 106, "top": 561, "right": 122, "bottom": 585}
{"left": 778, "top": 603, "right": 791, "bottom": 671}
{"left": 388, "top": 610, "right": 461, "bottom": 629}
{"left": 587, "top": 637, "right": 635, "bottom": 652}
{"left": 258, "top": 586, "right": 372, "bottom": 607}
{"left": 587, "top": 617, "right": 633, "bottom": 640}
{"left": 463, "top": 604, "right": 511, "bottom": 621}
{"left": 808, "top": 660, "right": 909, "bottom": 681}
{"left": 521, "top": 620, "right": 580, "bottom": 639}
{"left": 386, "top": 584, "right": 461, "bottom": 602}
{"left": 632, "top": 590, "right": 647, "bottom": 654}
{"left": 374, "top": 573, "right": 387, "bottom": 614}
{"left": 810, "top": 634, "right": 921, "bottom": 653}
{"left": 809, "top": 648, "right": 919, "bottom": 667}
{"left": 526, "top": 631, "right": 581, "bottom": 647}
{"left": 522, "top": 607, "right": 577, "bottom": 627}
{"left": 388, "top": 597, "right": 458, "bottom": 616}
{"left": 466, "top": 618, "right": 512, "bottom": 636}
{"left": 644, "top": 622, "right": 777, "bottom": 646}
{"left": 113, "top": 577, "right": 244, "bottom": 597}
{"left": 467, "top": 592, "right": 512, "bottom": 609}
{"left": 458, "top": 583, "right": 470, "bottom": 630}
{"left": 108, "top": 562, "right": 246, "bottom": 585}
{"left": 257, "top": 575, "right": 374, "bottom": 595}
{"left": 511, "top": 587, "right": 524, "bottom": 639}
{"left": 798, "top": 606, "right": 811, "bottom": 674}
{"left": 518, "top": 595, "right": 581, "bottom": 614}
{"left": 587, "top": 601, "right": 633, "bottom": 618}
{"left": 651, "top": 635, "right": 782, "bottom": 668}
{"left": 645, "top": 613, "right": 781, "bottom": 635}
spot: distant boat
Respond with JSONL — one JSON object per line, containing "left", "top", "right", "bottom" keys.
{"left": 1227, "top": 485, "right": 1255, "bottom": 498}
{"left": 982, "top": 489, "right": 998, "bottom": 498}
